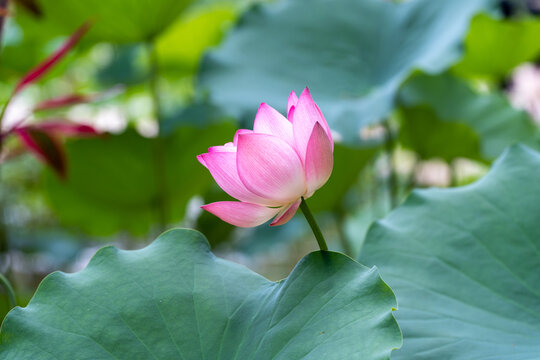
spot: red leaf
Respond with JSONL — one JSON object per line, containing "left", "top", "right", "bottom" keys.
{"left": 33, "top": 86, "right": 124, "bottom": 112}
{"left": 15, "top": 127, "right": 66, "bottom": 177}
{"left": 35, "top": 121, "right": 99, "bottom": 137}
{"left": 13, "top": 22, "right": 91, "bottom": 95}
{"left": 33, "top": 94, "right": 92, "bottom": 111}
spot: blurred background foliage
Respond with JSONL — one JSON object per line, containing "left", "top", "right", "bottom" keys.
{"left": 1, "top": 0, "right": 540, "bottom": 321}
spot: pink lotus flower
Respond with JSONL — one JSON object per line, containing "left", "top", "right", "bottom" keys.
{"left": 197, "top": 88, "right": 333, "bottom": 227}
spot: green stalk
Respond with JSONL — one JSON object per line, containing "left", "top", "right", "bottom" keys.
{"left": 146, "top": 41, "right": 168, "bottom": 231}
{"left": 0, "top": 176, "right": 7, "bottom": 254}
{"left": 0, "top": 1, "right": 15, "bottom": 312}
{"left": 0, "top": 272, "right": 16, "bottom": 309}
{"left": 0, "top": 104, "right": 7, "bottom": 256}
{"left": 0, "top": 0, "right": 11, "bottom": 130}
{"left": 299, "top": 197, "right": 328, "bottom": 251}
{"left": 383, "top": 119, "right": 398, "bottom": 209}
{"left": 147, "top": 41, "right": 162, "bottom": 123}
{"left": 335, "top": 209, "right": 352, "bottom": 256}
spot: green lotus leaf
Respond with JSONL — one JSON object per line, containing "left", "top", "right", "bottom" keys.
{"left": 44, "top": 123, "right": 235, "bottom": 237}
{"left": 0, "top": 229, "right": 401, "bottom": 359}
{"left": 38, "top": 0, "right": 194, "bottom": 43}
{"left": 398, "top": 72, "right": 540, "bottom": 161}
{"left": 359, "top": 145, "right": 540, "bottom": 359}
{"left": 198, "top": 0, "right": 494, "bottom": 143}
{"left": 453, "top": 14, "right": 540, "bottom": 79}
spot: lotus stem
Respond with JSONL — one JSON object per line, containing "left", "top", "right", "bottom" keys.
{"left": 299, "top": 197, "right": 328, "bottom": 251}
{"left": 0, "top": 272, "right": 16, "bottom": 309}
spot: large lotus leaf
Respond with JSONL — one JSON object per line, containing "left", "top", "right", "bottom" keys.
{"left": 398, "top": 72, "right": 540, "bottom": 161}
{"left": 44, "top": 124, "right": 235, "bottom": 237}
{"left": 198, "top": 0, "right": 495, "bottom": 143}
{"left": 358, "top": 145, "right": 540, "bottom": 359}
{"left": 0, "top": 229, "right": 402, "bottom": 359}
{"left": 398, "top": 106, "right": 482, "bottom": 162}
{"left": 155, "top": 0, "right": 268, "bottom": 75}
{"left": 453, "top": 14, "right": 540, "bottom": 79}
{"left": 155, "top": 5, "right": 236, "bottom": 75}
{"left": 37, "top": 0, "right": 194, "bottom": 43}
